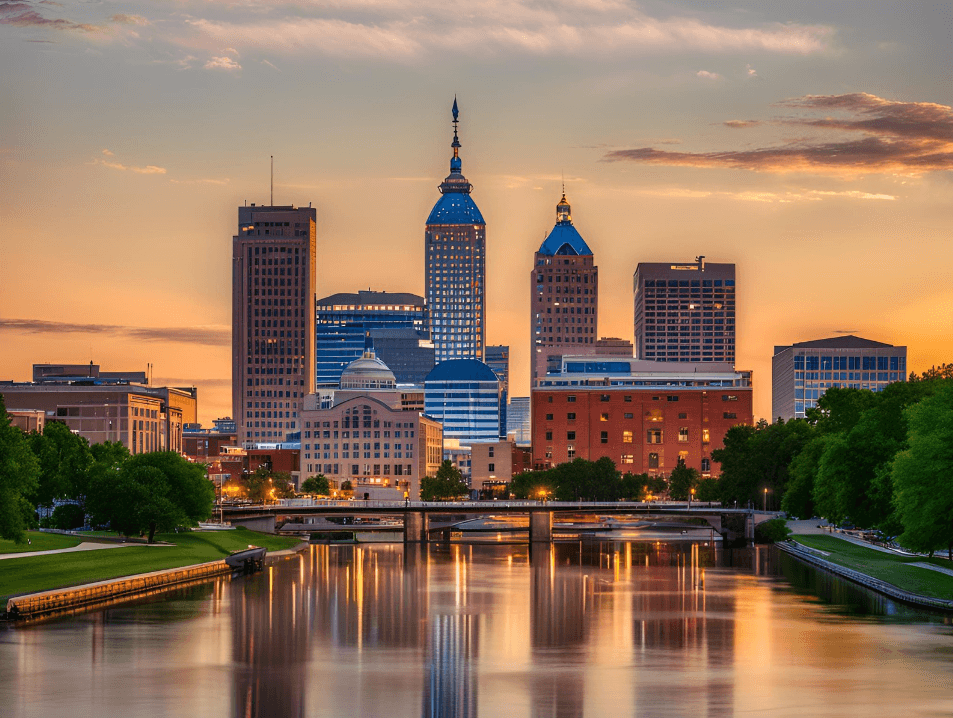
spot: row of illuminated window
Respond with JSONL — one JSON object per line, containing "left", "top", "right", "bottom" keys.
{"left": 545, "top": 427, "right": 709, "bottom": 443}
{"left": 794, "top": 354, "right": 904, "bottom": 371}
{"left": 795, "top": 371, "right": 901, "bottom": 383}
{"left": 303, "top": 464, "right": 415, "bottom": 477}
{"left": 643, "top": 279, "right": 734, "bottom": 287}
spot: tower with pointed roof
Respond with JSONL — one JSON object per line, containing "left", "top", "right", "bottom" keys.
{"left": 425, "top": 99, "right": 486, "bottom": 363}
{"left": 531, "top": 190, "right": 599, "bottom": 381}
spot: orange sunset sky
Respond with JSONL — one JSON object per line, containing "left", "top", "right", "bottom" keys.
{"left": 2, "top": 1, "right": 952, "bottom": 424}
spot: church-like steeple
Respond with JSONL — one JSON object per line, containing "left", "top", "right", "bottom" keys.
{"left": 556, "top": 188, "right": 572, "bottom": 224}
{"left": 439, "top": 96, "right": 472, "bottom": 195}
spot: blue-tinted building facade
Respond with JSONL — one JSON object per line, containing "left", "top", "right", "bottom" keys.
{"left": 315, "top": 291, "right": 426, "bottom": 388}
{"left": 772, "top": 335, "right": 907, "bottom": 420}
{"left": 424, "top": 359, "right": 503, "bottom": 444}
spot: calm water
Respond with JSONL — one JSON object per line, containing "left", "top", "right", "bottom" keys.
{"left": 3, "top": 540, "right": 953, "bottom": 718}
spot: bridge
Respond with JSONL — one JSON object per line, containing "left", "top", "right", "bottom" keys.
{"left": 222, "top": 501, "right": 779, "bottom": 544}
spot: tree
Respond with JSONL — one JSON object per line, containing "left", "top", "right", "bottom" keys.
{"left": 754, "top": 518, "right": 791, "bottom": 544}
{"left": 0, "top": 396, "right": 41, "bottom": 542}
{"left": 302, "top": 474, "right": 331, "bottom": 496}
{"left": 695, "top": 477, "right": 720, "bottom": 503}
{"left": 667, "top": 459, "right": 699, "bottom": 501}
{"left": 891, "top": 383, "right": 953, "bottom": 558}
{"left": 87, "top": 451, "right": 213, "bottom": 542}
{"left": 240, "top": 467, "right": 295, "bottom": 502}
{"left": 620, "top": 472, "right": 648, "bottom": 501}
{"left": 420, "top": 460, "right": 469, "bottom": 500}
{"left": 28, "top": 420, "right": 93, "bottom": 509}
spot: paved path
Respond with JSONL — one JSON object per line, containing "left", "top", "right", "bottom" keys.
{"left": 0, "top": 542, "right": 159, "bottom": 561}
{"left": 910, "top": 562, "right": 953, "bottom": 578}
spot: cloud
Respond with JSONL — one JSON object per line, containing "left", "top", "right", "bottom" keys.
{"left": 603, "top": 93, "right": 953, "bottom": 176}
{"left": 204, "top": 55, "right": 241, "bottom": 71}
{"left": 696, "top": 70, "right": 721, "bottom": 80}
{"left": 723, "top": 120, "right": 760, "bottom": 128}
{"left": 261, "top": 59, "right": 279, "bottom": 70}
{"left": 94, "top": 157, "right": 166, "bottom": 174}
{"left": 179, "top": 4, "right": 832, "bottom": 62}
{"left": 0, "top": 318, "right": 230, "bottom": 346}
{"left": 746, "top": 64, "right": 757, "bottom": 77}
{"left": 110, "top": 13, "right": 148, "bottom": 26}
{"left": 636, "top": 186, "right": 895, "bottom": 203}
{"left": 0, "top": 0, "right": 100, "bottom": 31}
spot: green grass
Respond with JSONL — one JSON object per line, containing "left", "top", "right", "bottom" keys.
{"left": 0, "top": 529, "right": 302, "bottom": 604}
{"left": 0, "top": 531, "right": 84, "bottom": 554}
{"left": 791, "top": 534, "right": 953, "bottom": 601}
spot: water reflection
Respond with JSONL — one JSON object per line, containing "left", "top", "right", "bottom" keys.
{"left": 3, "top": 541, "right": 953, "bottom": 718}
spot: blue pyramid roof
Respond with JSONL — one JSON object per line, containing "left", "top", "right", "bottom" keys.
{"left": 427, "top": 193, "right": 485, "bottom": 225}
{"left": 538, "top": 222, "right": 593, "bottom": 256}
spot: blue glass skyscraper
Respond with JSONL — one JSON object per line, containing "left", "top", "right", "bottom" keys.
{"left": 425, "top": 99, "right": 486, "bottom": 363}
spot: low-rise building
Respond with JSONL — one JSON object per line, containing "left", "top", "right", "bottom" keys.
{"left": 532, "top": 356, "right": 752, "bottom": 477}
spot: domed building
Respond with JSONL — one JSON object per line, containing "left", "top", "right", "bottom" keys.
{"left": 425, "top": 98, "right": 486, "bottom": 363}
{"left": 300, "top": 349, "right": 442, "bottom": 500}
{"left": 339, "top": 350, "right": 397, "bottom": 391}
{"left": 531, "top": 191, "right": 599, "bottom": 381}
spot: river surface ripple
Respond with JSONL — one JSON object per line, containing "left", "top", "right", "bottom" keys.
{"left": 2, "top": 540, "right": 953, "bottom": 718}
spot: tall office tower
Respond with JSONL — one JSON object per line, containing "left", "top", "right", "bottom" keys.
{"left": 315, "top": 291, "right": 428, "bottom": 387}
{"left": 485, "top": 344, "right": 509, "bottom": 435}
{"left": 633, "top": 257, "right": 735, "bottom": 363}
{"left": 232, "top": 204, "right": 316, "bottom": 447}
{"left": 425, "top": 99, "right": 486, "bottom": 363}
{"left": 772, "top": 335, "right": 907, "bottom": 421}
{"left": 531, "top": 192, "right": 598, "bottom": 381}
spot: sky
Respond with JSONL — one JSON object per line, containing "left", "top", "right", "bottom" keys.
{"left": 2, "top": 0, "right": 952, "bottom": 425}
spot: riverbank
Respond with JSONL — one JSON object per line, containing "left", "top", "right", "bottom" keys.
{"left": 782, "top": 534, "right": 953, "bottom": 612}
{"left": 0, "top": 528, "right": 301, "bottom": 606}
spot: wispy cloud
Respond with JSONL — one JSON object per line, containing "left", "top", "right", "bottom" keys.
{"left": 723, "top": 120, "right": 760, "bottom": 128}
{"left": 205, "top": 55, "right": 240, "bottom": 71}
{"left": 94, "top": 157, "right": 166, "bottom": 174}
{"left": 0, "top": 0, "right": 100, "bottom": 31}
{"left": 696, "top": 70, "right": 721, "bottom": 80}
{"left": 0, "top": 318, "right": 229, "bottom": 346}
{"left": 604, "top": 93, "right": 953, "bottom": 176}
{"left": 110, "top": 13, "right": 148, "bottom": 26}
{"left": 178, "top": 3, "right": 832, "bottom": 62}
{"left": 637, "top": 186, "right": 896, "bottom": 203}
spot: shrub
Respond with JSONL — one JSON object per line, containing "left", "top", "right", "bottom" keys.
{"left": 754, "top": 518, "right": 791, "bottom": 544}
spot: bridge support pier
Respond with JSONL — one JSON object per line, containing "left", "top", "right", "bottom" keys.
{"left": 230, "top": 515, "right": 276, "bottom": 534}
{"left": 529, "top": 510, "right": 553, "bottom": 543}
{"left": 404, "top": 511, "right": 429, "bottom": 543}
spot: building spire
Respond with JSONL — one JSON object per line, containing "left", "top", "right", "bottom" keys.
{"left": 556, "top": 187, "right": 572, "bottom": 224}
{"left": 438, "top": 97, "right": 472, "bottom": 195}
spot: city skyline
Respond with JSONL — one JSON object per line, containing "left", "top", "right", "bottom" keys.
{"left": 2, "top": 1, "right": 951, "bottom": 424}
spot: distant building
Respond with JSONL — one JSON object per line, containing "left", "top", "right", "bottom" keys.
{"left": 315, "top": 290, "right": 428, "bottom": 387}
{"left": 369, "top": 328, "right": 435, "bottom": 385}
{"left": 772, "top": 335, "right": 907, "bottom": 421}
{"left": 183, "top": 418, "right": 239, "bottom": 462}
{"left": 506, "top": 396, "right": 531, "bottom": 447}
{"left": 594, "top": 338, "right": 632, "bottom": 356}
{"left": 424, "top": 359, "right": 503, "bottom": 445}
{"left": 471, "top": 440, "right": 531, "bottom": 496}
{"left": 485, "top": 344, "right": 509, "bottom": 432}
{"left": 1, "top": 366, "right": 197, "bottom": 454}
{"left": 531, "top": 192, "right": 598, "bottom": 381}
{"left": 425, "top": 99, "right": 486, "bottom": 363}
{"left": 532, "top": 356, "right": 752, "bottom": 476}
{"left": 7, "top": 409, "right": 45, "bottom": 433}
{"left": 300, "top": 350, "right": 442, "bottom": 499}
{"left": 633, "top": 257, "right": 735, "bottom": 363}
{"left": 232, "top": 203, "right": 317, "bottom": 447}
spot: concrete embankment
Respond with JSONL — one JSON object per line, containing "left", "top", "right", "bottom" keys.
{"left": 779, "top": 540, "right": 953, "bottom": 612}
{"left": 5, "top": 559, "right": 232, "bottom": 620}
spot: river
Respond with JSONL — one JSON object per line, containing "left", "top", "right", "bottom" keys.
{"left": 2, "top": 540, "right": 952, "bottom": 717}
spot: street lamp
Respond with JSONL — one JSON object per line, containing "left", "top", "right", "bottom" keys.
{"left": 689, "top": 487, "right": 695, "bottom": 511}
{"left": 763, "top": 487, "right": 768, "bottom": 512}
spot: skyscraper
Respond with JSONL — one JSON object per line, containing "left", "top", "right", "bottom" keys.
{"left": 531, "top": 192, "right": 598, "bottom": 381}
{"left": 314, "top": 290, "right": 428, "bottom": 387}
{"left": 425, "top": 99, "right": 486, "bottom": 363}
{"left": 232, "top": 204, "right": 316, "bottom": 447}
{"left": 633, "top": 257, "right": 735, "bottom": 363}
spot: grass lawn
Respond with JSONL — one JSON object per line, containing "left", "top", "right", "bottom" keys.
{"left": 791, "top": 534, "right": 953, "bottom": 601}
{"left": 0, "top": 531, "right": 83, "bottom": 554}
{"left": 0, "top": 529, "right": 302, "bottom": 603}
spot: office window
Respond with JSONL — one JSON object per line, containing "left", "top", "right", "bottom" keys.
{"left": 702, "top": 428, "right": 710, "bottom": 443}
{"left": 600, "top": 394, "right": 611, "bottom": 402}
{"left": 545, "top": 431, "right": 553, "bottom": 440}
{"left": 621, "top": 454, "right": 634, "bottom": 464}
{"left": 567, "top": 395, "right": 577, "bottom": 403}
{"left": 647, "top": 430, "right": 662, "bottom": 444}
{"left": 567, "top": 412, "right": 576, "bottom": 420}
{"left": 567, "top": 445, "right": 575, "bottom": 459}
{"left": 624, "top": 413, "right": 634, "bottom": 419}
{"left": 546, "top": 413, "right": 553, "bottom": 421}
{"left": 723, "top": 412, "right": 737, "bottom": 420}
{"left": 567, "top": 431, "right": 576, "bottom": 441}
{"left": 600, "top": 413, "right": 609, "bottom": 421}
{"left": 622, "top": 430, "right": 633, "bottom": 443}
{"left": 701, "top": 458, "right": 711, "bottom": 472}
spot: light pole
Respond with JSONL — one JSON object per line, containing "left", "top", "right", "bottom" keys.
{"left": 689, "top": 487, "right": 695, "bottom": 511}
{"left": 763, "top": 487, "right": 768, "bottom": 512}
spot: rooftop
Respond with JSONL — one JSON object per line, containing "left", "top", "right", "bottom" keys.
{"left": 775, "top": 335, "right": 900, "bottom": 353}
{"left": 425, "top": 359, "right": 499, "bottom": 383}
{"left": 316, "top": 290, "right": 425, "bottom": 308}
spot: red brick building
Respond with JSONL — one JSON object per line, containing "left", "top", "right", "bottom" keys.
{"left": 532, "top": 358, "right": 752, "bottom": 477}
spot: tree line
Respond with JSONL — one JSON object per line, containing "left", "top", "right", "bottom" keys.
{"left": 0, "top": 397, "right": 214, "bottom": 543}
{"left": 711, "top": 365, "right": 953, "bottom": 557}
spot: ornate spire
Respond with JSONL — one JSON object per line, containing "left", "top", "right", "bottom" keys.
{"left": 556, "top": 189, "right": 572, "bottom": 224}
{"left": 439, "top": 97, "right": 472, "bottom": 195}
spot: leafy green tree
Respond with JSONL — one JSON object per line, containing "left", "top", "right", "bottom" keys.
{"left": 49, "top": 503, "right": 86, "bottom": 530}
{"left": 754, "top": 518, "right": 791, "bottom": 544}
{"left": 667, "top": 459, "right": 699, "bottom": 501}
{"left": 87, "top": 451, "right": 213, "bottom": 542}
{"left": 891, "top": 384, "right": 953, "bottom": 558}
{"left": 420, "top": 460, "right": 469, "bottom": 500}
{"left": 340, "top": 480, "right": 353, "bottom": 493}
{"left": 239, "top": 466, "right": 294, "bottom": 502}
{"left": 0, "top": 396, "right": 41, "bottom": 542}
{"left": 782, "top": 435, "right": 826, "bottom": 519}
{"left": 620, "top": 472, "right": 648, "bottom": 500}
{"left": 646, "top": 474, "right": 668, "bottom": 496}
{"left": 28, "top": 420, "right": 93, "bottom": 508}
{"left": 301, "top": 474, "right": 331, "bottom": 495}
{"left": 695, "top": 477, "right": 720, "bottom": 503}
{"left": 909, "top": 363, "right": 953, "bottom": 382}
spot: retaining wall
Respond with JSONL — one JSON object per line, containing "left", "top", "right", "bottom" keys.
{"left": 780, "top": 540, "right": 953, "bottom": 612}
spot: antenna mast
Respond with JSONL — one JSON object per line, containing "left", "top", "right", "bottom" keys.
{"left": 270, "top": 156, "right": 274, "bottom": 205}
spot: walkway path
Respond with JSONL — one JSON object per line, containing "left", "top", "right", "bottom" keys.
{"left": 0, "top": 542, "right": 162, "bottom": 561}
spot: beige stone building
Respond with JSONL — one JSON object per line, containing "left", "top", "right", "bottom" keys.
{"left": 300, "top": 351, "right": 442, "bottom": 499}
